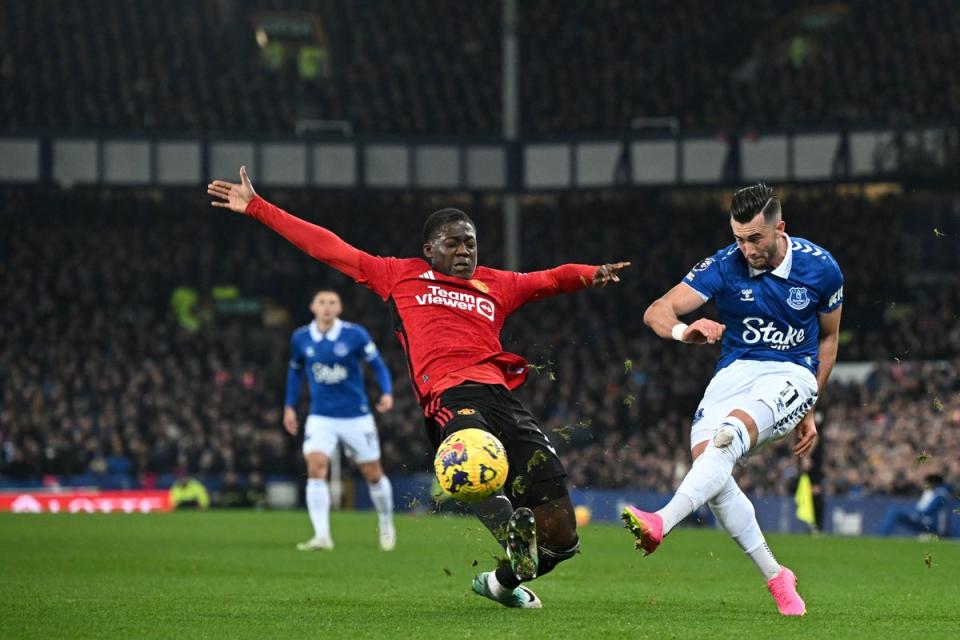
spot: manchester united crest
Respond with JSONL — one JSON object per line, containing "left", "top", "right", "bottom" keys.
{"left": 470, "top": 279, "right": 489, "bottom": 293}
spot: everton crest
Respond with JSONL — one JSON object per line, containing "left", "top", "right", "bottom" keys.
{"left": 786, "top": 287, "right": 810, "bottom": 310}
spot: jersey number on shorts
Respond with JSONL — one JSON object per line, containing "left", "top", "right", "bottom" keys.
{"left": 778, "top": 382, "right": 799, "bottom": 411}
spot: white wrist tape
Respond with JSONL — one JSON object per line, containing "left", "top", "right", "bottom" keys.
{"left": 671, "top": 323, "right": 689, "bottom": 342}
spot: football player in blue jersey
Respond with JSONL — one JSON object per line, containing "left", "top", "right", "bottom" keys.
{"left": 283, "top": 289, "right": 396, "bottom": 551}
{"left": 623, "top": 184, "right": 843, "bottom": 616}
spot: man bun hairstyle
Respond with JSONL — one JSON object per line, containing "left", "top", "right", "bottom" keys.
{"left": 730, "top": 183, "right": 781, "bottom": 223}
{"left": 422, "top": 208, "right": 475, "bottom": 244}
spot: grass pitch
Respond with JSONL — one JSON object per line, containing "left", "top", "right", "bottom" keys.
{"left": 1, "top": 510, "right": 957, "bottom": 639}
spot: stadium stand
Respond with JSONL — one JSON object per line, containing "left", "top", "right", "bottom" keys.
{"left": 2, "top": 0, "right": 958, "bottom": 135}
{"left": 519, "top": 0, "right": 960, "bottom": 133}
{"left": 2, "top": 188, "right": 957, "bottom": 495}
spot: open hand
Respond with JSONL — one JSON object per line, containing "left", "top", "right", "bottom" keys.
{"left": 682, "top": 318, "right": 725, "bottom": 344}
{"left": 592, "top": 261, "right": 631, "bottom": 288}
{"left": 793, "top": 412, "right": 818, "bottom": 457}
{"left": 208, "top": 166, "right": 257, "bottom": 213}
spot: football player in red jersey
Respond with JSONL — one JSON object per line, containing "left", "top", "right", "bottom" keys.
{"left": 209, "top": 167, "right": 629, "bottom": 609}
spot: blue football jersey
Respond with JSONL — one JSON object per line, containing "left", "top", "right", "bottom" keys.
{"left": 286, "top": 319, "right": 392, "bottom": 418}
{"left": 682, "top": 235, "right": 843, "bottom": 374}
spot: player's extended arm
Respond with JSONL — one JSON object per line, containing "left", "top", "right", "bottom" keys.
{"left": 246, "top": 197, "right": 366, "bottom": 279}
{"left": 208, "top": 167, "right": 366, "bottom": 280}
{"left": 643, "top": 283, "right": 724, "bottom": 344}
{"left": 518, "top": 261, "right": 631, "bottom": 306}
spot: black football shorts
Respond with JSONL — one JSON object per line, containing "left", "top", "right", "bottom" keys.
{"left": 424, "top": 383, "right": 567, "bottom": 509}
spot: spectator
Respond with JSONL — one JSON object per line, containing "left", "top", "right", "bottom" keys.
{"left": 1, "top": 187, "right": 957, "bottom": 498}
{"left": 876, "top": 473, "right": 953, "bottom": 537}
{"left": 2, "top": 1, "right": 958, "bottom": 134}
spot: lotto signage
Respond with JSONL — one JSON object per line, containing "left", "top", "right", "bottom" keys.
{"left": 0, "top": 490, "right": 172, "bottom": 513}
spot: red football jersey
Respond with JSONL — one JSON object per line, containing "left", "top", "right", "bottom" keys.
{"left": 356, "top": 256, "right": 596, "bottom": 404}
{"left": 245, "top": 196, "right": 596, "bottom": 407}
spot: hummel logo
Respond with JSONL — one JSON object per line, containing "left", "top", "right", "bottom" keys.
{"left": 790, "top": 241, "right": 823, "bottom": 257}
{"left": 740, "top": 289, "right": 754, "bottom": 302}
{"left": 419, "top": 271, "right": 436, "bottom": 280}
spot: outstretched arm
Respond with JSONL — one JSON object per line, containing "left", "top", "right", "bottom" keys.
{"left": 509, "top": 261, "right": 631, "bottom": 309}
{"left": 208, "top": 167, "right": 365, "bottom": 281}
{"left": 643, "top": 283, "right": 725, "bottom": 344}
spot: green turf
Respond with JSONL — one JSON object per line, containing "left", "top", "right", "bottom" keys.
{"left": 1, "top": 511, "right": 956, "bottom": 639}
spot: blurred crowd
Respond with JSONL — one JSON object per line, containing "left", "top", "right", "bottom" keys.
{"left": 519, "top": 0, "right": 960, "bottom": 133}
{"left": 1, "top": 187, "right": 957, "bottom": 497}
{"left": 3, "top": 0, "right": 958, "bottom": 135}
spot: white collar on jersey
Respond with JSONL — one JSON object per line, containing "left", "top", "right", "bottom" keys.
{"left": 310, "top": 318, "right": 343, "bottom": 342}
{"left": 749, "top": 232, "right": 793, "bottom": 279}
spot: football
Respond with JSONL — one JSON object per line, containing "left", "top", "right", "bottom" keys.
{"left": 433, "top": 428, "right": 509, "bottom": 502}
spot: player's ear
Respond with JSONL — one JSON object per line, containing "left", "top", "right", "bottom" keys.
{"left": 423, "top": 243, "right": 434, "bottom": 260}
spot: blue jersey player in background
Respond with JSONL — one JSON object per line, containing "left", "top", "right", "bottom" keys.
{"left": 623, "top": 184, "right": 843, "bottom": 616}
{"left": 283, "top": 289, "right": 396, "bottom": 551}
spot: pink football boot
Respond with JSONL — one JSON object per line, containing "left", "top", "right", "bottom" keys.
{"left": 766, "top": 566, "right": 807, "bottom": 616}
{"left": 621, "top": 506, "right": 664, "bottom": 556}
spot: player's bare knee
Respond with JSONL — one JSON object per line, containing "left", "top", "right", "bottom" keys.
{"left": 306, "top": 453, "right": 329, "bottom": 479}
{"left": 533, "top": 496, "right": 578, "bottom": 548}
{"left": 691, "top": 440, "right": 710, "bottom": 461}
{"left": 728, "top": 408, "right": 760, "bottom": 448}
{"left": 359, "top": 461, "right": 383, "bottom": 484}
{"left": 539, "top": 518, "right": 578, "bottom": 549}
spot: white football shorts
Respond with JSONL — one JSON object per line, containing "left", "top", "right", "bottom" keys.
{"left": 690, "top": 359, "right": 818, "bottom": 451}
{"left": 302, "top": 414, "right": 381, "bottom": 463}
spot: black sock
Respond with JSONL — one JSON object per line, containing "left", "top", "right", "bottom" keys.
{"left": 495, "top": 564, "right": 521, "bottom": 589}
{"left": 536, "top": 536, "right": 581, "bottom": 577}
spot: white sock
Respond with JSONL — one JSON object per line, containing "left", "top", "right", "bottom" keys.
{"left": 708, "top": 476, "right": 781, "bottom": 581}
{"left": 368, "top": 476, "right": 394, "bottom": 529}
{"left": 658, "top": 417, "right": 752, "bottom": 536}
{"left": 306, "top": 478, "right": 331, "bottom": 541}
{"left": 748, "top": 544, "right": 782, "bottom": 582}
{"left": 656, "top": 493, "right": 695, "bottom": 535}
{"left": 676, "top": 417, "right": 751, "bottom": 507}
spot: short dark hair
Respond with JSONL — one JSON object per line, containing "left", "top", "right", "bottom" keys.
{"left": 730, "top": 183, "right": 781, "bottom": 223}
{"left": 924, "top": 473, "right": 945, "bottom": 486}
{"left": 422, "top": 208, "right": 475, "bottom": 244}
{"left": 311, "top": 288, "right": 339, "bottom": 300}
